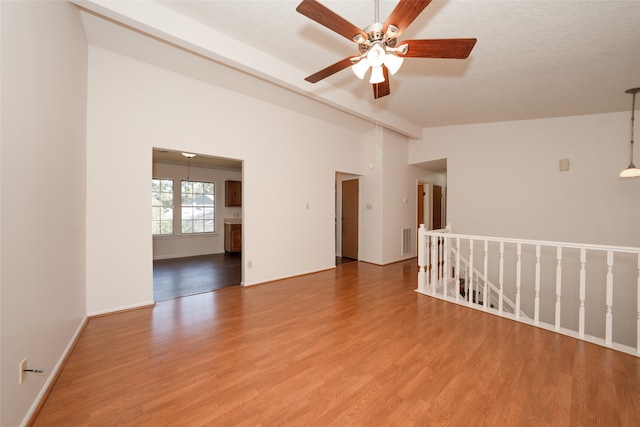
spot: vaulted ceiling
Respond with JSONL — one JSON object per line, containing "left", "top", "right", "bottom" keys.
{"left": 75, "top": 0, "right": 640, "bottom": 138}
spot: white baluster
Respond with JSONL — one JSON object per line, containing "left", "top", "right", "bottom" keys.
{"left": 455, "top": 238, "right": 461, "bottom": 303}
{"left": 428, "top": 236, "right": 432, "bottom": 287}
{"left": 579, "top": 249, "right": 586, "bottom": 338}
{"left": 468, "top": 240, "right": 474, "bottom": 307}
{"left": 534, "top": 245, "right": 540, "bottom": 325}
{"left": 605, "top": 251, "right": 613, "bottom": 347}
{"left": 417, "top": 224, "right": 426, "bottom": 293}
{"left": 499, "top": 242, "right": 504, "bottom": 315}
{"left": 474, "top": 276, "right": 479, "bottom": 305}
{"left": 430, "top": 236, "right": 438, "bottom": 294}
{"left": 483, "top": 240, "right": 489, "bottom": 310}
{"left": 555, "top": 247, "right": 562, "bottom": 331}
{"left": 516, "top": 243, "right": 521, "bottom": 320}
{"left": 636, "top": 253, "right": 640, "bottom": 355}
{"left": 438, "top": 236, "right": 444, "bottom": 285}
{"left": 443, "top": 235, "right": 449, "bottom": 299}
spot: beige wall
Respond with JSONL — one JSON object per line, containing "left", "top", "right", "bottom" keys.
{"left": 410, "top": 113, "right": 640, "bottom": 247}
{"left": 84, "top": 44, "right": 371, "bottom": 314}
{"left": 1, "top": 2, "right": 88, "bottom": 425}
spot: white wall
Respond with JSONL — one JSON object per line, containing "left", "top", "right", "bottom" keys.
{"left": 359, "top": 126, "right": 385, "bottom": 264}
{"left": 409, "top": 113, "right": 640, "bottom": 247}
{"left": 85, "top": 45, "right": 369, "bottom": 314}
{"left": 0, "top": 2, "right": 88, "bottom": 426}
{"left": 152, "top": 162, "right": 242, "bottom": 259}
{"left": 359, "top": 125, "right": 448, "bottom": 265}
{"left": 381, "top": 129, "right": 430, "bottom": 263}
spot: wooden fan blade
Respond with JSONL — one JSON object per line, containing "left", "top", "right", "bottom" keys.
{"left": 400, "top": 39, "right": 477, "bottom": 58}
{"left": 296, "top": 0, "right": 367, "bottom": 42}
{"left": 373, "top": 67, "right": 390, "bottom": 99}
{"left": 384, "top": 0, "right": 432, "bottom": 35}
{"left": 305, "top": 56, "right": 358, "bottom": 83}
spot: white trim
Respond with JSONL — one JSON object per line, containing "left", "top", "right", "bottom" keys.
{"left": 20, "top": 316, "right": 88, "bottom": 427}
{"left": 242, "top": 266, "right": 336, "bottom": 287}
{"left": 87, "top": 300, "right": 156, "bottom": 317}
{"left": 428, "top": 229, "right": 640, "bottom": 255}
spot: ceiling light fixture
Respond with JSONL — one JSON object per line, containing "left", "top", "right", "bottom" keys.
{"left": 619, "top": 87, "right": 640, "bottom": 178}
{"left": 349, "top": 0, "right": 405, "bottom": 85}
{"left": 297, "top": 0, "right": 477, "bottom": 99}
{"left": 350, "top": 24, "right": 405, "bottom": 84}
{"left": 182, "top": 152, "right": 196, "bottom": 180}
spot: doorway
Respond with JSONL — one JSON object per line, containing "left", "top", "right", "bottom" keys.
{"left": 341, "top": 179, "right": 359, "bottom": 260}
{"left": 417, "top": 182, "right": 445, "bottom": 231}
{"left": 432, "top": 185, "right": 443, "bottom": 230}
{"left": 335, "top": 173, "right": 359, "bottom": 262}
{"left": 152, "top": 148, "right": 243, "bottom": 300}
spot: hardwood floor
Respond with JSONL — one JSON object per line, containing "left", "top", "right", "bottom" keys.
{"left": 34, "top": 260, "right": 640, "bottom": 426}
{"left": 335, "top": 256, "right": 357, "bottom": 265}
{"left": 153, "top": 253, "right": 241, "bottom": 301}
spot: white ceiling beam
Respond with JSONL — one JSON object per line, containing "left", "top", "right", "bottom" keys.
{"left": 71, "top": 0, "right": 422, "bottom": 138}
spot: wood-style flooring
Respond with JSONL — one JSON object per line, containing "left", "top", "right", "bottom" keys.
{"left": 153, "top": 253, "right": 242, "bottom": 301}
{"left": 33, "top": 260, "right": 640, "bottom": 426}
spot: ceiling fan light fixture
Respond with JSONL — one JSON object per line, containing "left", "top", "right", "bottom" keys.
{"left": 385, "top": 24, "right": 400, "bottom": 40}
{"left": 383, "top": 52, "right": 403, "bottom": 75}
{"left": 396, "top": 43, "right": 409, "bottom": 55}
{"left": 369, "top": 66, "right": 385, "bottom": 84}
{"left": 295, "top": 0, "right": 477, "bottom": 99}
{"left": 367, "top": 44, "right": 386, "bottom": 68}
{"left": 352, "top": 33, "right": 366, "bottom": 44}
{"left": 351, "top": 57, "right": 370, "bottom": 80}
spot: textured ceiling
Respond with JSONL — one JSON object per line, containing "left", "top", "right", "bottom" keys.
{"left": 77, "top": 0, "right": 640, "bottom": 134}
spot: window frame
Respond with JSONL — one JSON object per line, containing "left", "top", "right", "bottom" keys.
{"left": 151, "top": 177, "right": 174, "bottom": 236}
{"left": 180, "top": 179, "right": 216, "bottom": 235}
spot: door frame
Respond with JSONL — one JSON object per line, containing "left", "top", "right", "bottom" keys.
{"left": 335, "top": 172, "right": 360, "bottom": 260}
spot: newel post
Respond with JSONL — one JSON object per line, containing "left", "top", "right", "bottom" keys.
{"left": 418, "top": 224, "right": 427, "bottom": 293}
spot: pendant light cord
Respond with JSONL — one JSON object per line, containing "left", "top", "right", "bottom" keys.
{"left": 630, "top": 90, "right": 636, "bottom": 166}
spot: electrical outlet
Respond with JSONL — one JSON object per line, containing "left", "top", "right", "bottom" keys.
{"left": 19, "top": 358, "right": 27, "bottom": 385}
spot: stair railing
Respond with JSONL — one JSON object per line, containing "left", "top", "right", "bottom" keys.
{"left": 417, "top": 224, "right": 640, "bottom": 357}
{"left": 450, "top": 247, "right": 522, "bottom": 316}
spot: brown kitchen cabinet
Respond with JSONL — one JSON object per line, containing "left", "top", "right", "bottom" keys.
{"left": 225, "top": 180, "right": 242, "bottom": 207}
{"left": 224, "top": 223, "right": 242, "bottom": 253}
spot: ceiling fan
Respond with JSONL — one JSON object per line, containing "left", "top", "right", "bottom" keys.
{"left": 296, "top": 0, "right": 477, "bottom": 99}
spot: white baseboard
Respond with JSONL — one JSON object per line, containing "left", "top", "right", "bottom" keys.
{"left": 21, "top": 316, "right": 88, "bottom": 427}
{"left": 87, "top": 300, "right": 156, "bottom": 317}
{"left": 152, "top": 251, "right": 224, "bottom": 261}
{"left": 242, "top": 265, "right": 336, "bottom": 287}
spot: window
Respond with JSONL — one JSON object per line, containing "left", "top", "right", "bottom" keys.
{"left": 152, "top": 178, "right": 174, "bottom": 235}
{"left": 181, "top": 180, "right": 215, "bottom": 233}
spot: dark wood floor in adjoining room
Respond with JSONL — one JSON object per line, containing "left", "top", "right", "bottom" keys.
{"left": 153, "top": 253, "right": 242, "bottom": 301}
{"left": 34, "top": 260, "right": 640, "bottom": 426}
